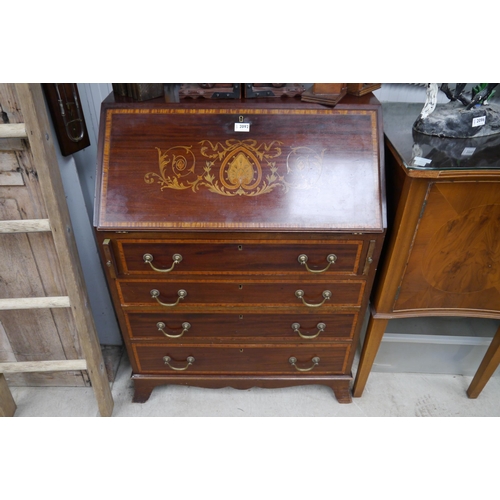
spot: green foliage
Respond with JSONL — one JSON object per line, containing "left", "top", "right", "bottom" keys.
{"left": 472, "top": 83, "right": 496, "bottom": 102}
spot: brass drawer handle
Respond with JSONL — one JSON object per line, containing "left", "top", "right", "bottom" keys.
{"left": 295, "top": 289, "right": 332, "bottom": 308}
{"left": 143, "top": 253, "right": 182, "bottom": 273}
{"left": 298, "top": 253, "right": 337, "bottom": 273}
{"left": 150, "top": 289, "right": 187, "bottom": 307}
{"left": 289, "top": 356, "right": 320, "bottom": 372}
{"left": 163, "top": 355, "right": 195, "bottom": 371}
{"left": 291, "top": 322, "right": 326, "bottom": 339}
{"left": 157, "top": 321, "right": 191, "bottom": 338}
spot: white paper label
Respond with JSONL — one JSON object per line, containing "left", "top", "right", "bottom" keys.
{"left": 413, "top": 156, "right": 432, "bottom": 167}
{"left": 472, "top": 116, "right": 486, "bottom": 127}
{"left": 234, "top": 123, "right": 250, "bottom": 132}
{"left": 461, "top": 147, "right": 476, "bottom": 156}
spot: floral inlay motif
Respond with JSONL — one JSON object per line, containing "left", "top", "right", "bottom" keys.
{"left": 144, "top": 139, "right": 324, "bottom": 197}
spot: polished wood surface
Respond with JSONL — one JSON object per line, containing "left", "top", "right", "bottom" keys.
{"left": 354, "top": 103, "right": 500, "bottom": 398}
{"left": 352, "top": 315, "right": 388, "bottom": 398}
{"left": 133, "top": 343, "right": 350, "bottom": 374}
{"left": 394, "top": 181, "right": 500, "bottom": 315}
{"left": 95, "top": 94, "right": 384, "bottom": 232}
{"left": 117, "top": 238, "right": 365, "bottom": 276}
{"left": 117, "top": 279, "right": 366, "bottom": 308}
{"left": 125, "top": 310, "right": 359, "bottom": 341}
{"left": 95, "top": 94, "right": 386, "bottom": 404}
{"left": 467, "top": 325, "right": 500, "bottom": 398}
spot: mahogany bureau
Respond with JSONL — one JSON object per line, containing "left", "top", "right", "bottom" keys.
{"left": 94, "top": 92, "right": 386, "bottom": 404}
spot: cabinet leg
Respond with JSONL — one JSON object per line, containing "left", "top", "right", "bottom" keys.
{"left": 352, "top": 315, "right": 388, "bottom": 397}
{"left": 467, "top": 324, "right": 500, "bottom": 399}
{"left": 0, "top": 374, "right": 17, "bottom": 417}
{"left": 332, "top": 381, "right": 352, "bottom": 404}
{"left": 132, "top": 379, "right": 155, "bottom": 403}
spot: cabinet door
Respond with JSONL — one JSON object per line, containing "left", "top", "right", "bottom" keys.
{"left": 394, "top": 181, "right": 500, "bottom": 314}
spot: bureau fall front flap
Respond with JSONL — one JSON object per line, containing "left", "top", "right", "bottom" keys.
{"left": 95, "top": 96, "right": 385, "bottom": 232}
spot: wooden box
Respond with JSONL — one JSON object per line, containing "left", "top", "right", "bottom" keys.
{"left": 301, "top": 83, "right": 348, "bottom": 106}
{"left": 179, "top": 84, "right": 241, "bottom": 99}
{"left": 347, "top": 84, "right": 382, "bottom": 96}
{"left": 112, "top": 83, "right": 165, "bottom": 101}
{"left": 243, "top": 84, "right": 305, "bottom": 98}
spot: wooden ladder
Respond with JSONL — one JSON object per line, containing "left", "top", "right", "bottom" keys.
{"left": 0, "top": 84, "right": 113, "bottom": 417}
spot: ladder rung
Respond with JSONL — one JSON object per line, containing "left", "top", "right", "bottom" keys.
{"left": 0, "top": 219, "right": 51, "bottom": 233}
{"left": 0, "top": 123, "right": 27, "bottom": 139}
{"left": 0, "top": 359, "right": 88, "bottom": 373}
{"left": 0, "top": 296, "right": 71, "bottom": 310}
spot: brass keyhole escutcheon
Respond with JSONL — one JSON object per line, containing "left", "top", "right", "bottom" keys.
{"left": 239, "top": 115, "right": 244, "bottom": 122}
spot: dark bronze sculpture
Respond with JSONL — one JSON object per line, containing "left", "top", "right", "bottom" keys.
{"left": 414, "top": 83, "right": 499, "bottom": 138}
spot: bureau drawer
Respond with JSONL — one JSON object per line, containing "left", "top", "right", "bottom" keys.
{"left": 117, "top": 279, "right": 366, "bottom": 308}
{"left": 125, "top": 311, "right": 360, "bottom": 342}
{"left": 133, "top": 343, "right": 351, "bottom": 375}
{"left": 116, "top": 239, "right": 364, "bottom": 276}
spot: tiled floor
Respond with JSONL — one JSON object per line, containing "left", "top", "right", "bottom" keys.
{"left": 8, "top": 347, "right": 500, "bottom": 417}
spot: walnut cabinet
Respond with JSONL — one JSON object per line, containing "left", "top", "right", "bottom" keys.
{"left": 353, "top": 103, "right": 500, "bottom": 398}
